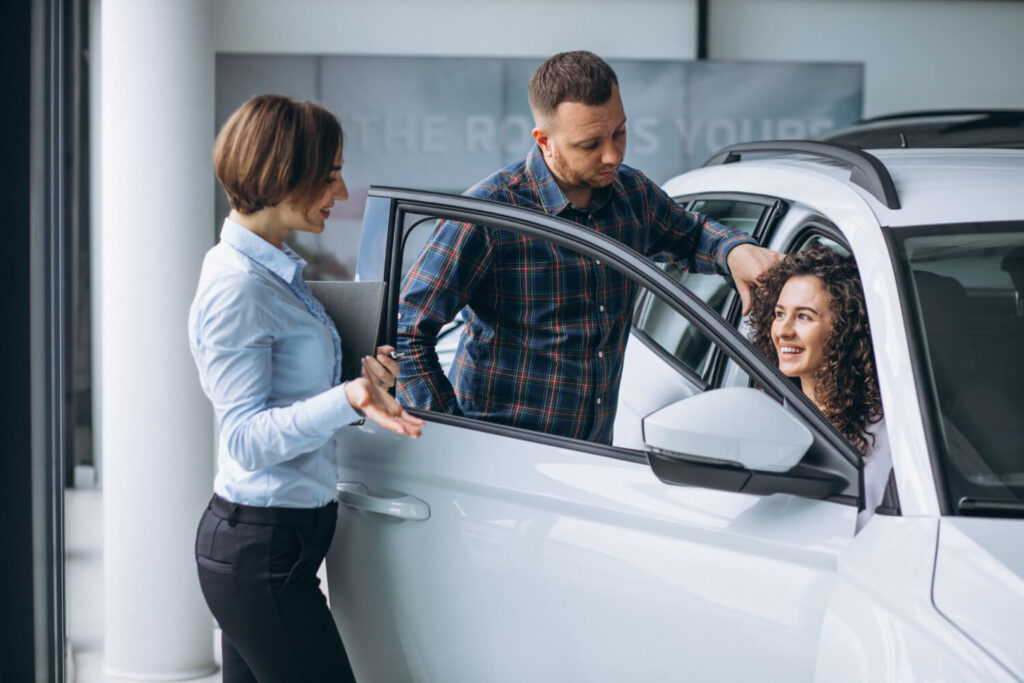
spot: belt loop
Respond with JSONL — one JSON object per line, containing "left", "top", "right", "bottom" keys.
{"left": 228, "top": 504, "right": 240, "bottom": 527}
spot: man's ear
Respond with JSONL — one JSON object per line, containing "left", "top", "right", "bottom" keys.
{"left": 532, "top": 125, "right": 553, "bottom": 159}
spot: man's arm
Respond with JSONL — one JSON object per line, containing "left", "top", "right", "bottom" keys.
{"left": 644, "top": 180, "right": 781, "bottom": 314}
{"left": 725, "top": 243, "right": 782, "bottom": 315}
{"left": 396, "top": 219, "right": 495, "bottom": 413}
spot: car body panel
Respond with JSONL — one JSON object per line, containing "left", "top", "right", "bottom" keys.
{"left": 327, "top": 149, "right": 1024, "bottom": 680}
{"left": 328, "top": 419, "right": 854, "bottom": 683}
{"left": 820, "top": 110, "right": 1024, "bottom": 151}
{"left": 815, "top": 516, "right": 1016, "bottom": 682}
{"left": 670, "top": 149, "right": 1024, "bottom": 227}
{"left": 932, "top": 517, "right": 1024, "bottom": 677}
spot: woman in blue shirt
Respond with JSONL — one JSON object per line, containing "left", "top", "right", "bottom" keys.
{"left": 189, "top": 94, "right": 423, "bottom": 683}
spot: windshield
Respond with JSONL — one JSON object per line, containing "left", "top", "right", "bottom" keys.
{"left": 895, "top": 222, "right": 1024, "bottom": 515}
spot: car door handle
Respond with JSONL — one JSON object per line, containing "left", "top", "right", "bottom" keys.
{"left": 336, "top": 482, "right": 430, "bottom": 521}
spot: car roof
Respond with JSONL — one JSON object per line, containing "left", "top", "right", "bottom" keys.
{"left": 663, "top": 147, "right": 1024, "bottom": 228}
{"left": 820, "top": 110, "right": 1024, "bottom": 150}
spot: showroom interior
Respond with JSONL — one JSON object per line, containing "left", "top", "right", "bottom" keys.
{"left": 4, "top": 0, "right": 1023, "bottom": 680}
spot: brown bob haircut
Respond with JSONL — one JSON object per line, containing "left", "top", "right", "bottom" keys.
{"left": 528, "top": 51, "right": 619, "bottom": 120}
{"left": 214, "top": 94, "right": 342, "bottom": 214}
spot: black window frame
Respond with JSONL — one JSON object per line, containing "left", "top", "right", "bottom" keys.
{"left": 885, "top": 220, "right": 1024, "bottom": 518}
{"left": 630, "top": 192, "right": 786, "bottom": 387}
{"left": 359, "top": 187, "right": 860, "bottom": 504}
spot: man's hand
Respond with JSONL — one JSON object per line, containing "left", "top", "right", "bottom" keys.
{"left": 726, "top": 243, "right": 783, "bottom": 315}
{"left": 361, "top": 344, "right": 400, "bottom": 390}
{"left": 345, "top": 377, "right": 425, "bottom": 438}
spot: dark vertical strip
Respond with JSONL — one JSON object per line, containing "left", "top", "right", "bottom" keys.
{"left": 0, "top": 0, "right": 39, "bottom": 678}
{"left": 33, "top": 0, "right": 70, "bottom": 678}
{"left": 696, "top": 0, "right": 709, "bottom": 60}
{"left": 68, "top": 0, "right": 92, "bottom": 483}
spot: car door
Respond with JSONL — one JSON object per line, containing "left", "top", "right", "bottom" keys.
{"left": 326, "top": 188, "right": 862, "bottom": 682}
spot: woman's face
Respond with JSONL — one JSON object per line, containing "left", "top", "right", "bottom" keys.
{"left": 282, "top": 152, "right": 349, "bottom": 235}
{"left": 771, "top": 275, "right": 835, "bottom": 386}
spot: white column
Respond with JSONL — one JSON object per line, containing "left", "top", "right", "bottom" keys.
{"left": 98, "top": 0, "right": 217, "bottom": 678}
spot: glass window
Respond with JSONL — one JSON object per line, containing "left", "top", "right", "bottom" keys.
{"left": 795, "top": 233, "right": 850, "bottom": 257}
{"left": 691, "top": 199, "right": 765, "bottom": 233}
{"left": 633, "top": 199, "right": 766, "bottom": 377}
{"left": 896, "top": 223, "right": 1024, "bottom": 511}
{"left": 394, "top": 207, "right": 743, "bottom": 447}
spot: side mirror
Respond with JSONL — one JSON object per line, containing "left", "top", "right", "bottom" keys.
{"left": 643, "top": 387, "right": 812, "bottom": 472}
{"left": 643, "top": 388, "right": 846, "bottom": 499}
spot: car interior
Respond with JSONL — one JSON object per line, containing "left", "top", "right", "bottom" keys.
{"left": 908, "top": 236, "right": 1024, "bottom": 503}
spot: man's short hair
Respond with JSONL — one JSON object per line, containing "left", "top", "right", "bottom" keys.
{"left": 214, "top": 94, "right": 342, "bottom": 214}
{"left": 528, "top": 51, "right": 619, "bottom": 120}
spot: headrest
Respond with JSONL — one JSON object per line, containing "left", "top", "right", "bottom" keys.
{"left": 913, "top": 270, "right": 968, "bottom": 336}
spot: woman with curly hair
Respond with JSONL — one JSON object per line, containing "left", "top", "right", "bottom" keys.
{"left": 748, "top": 245, "right": 889, "bottom": 531}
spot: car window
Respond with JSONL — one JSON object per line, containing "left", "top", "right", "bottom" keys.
{"left": 394, "top": 208, "right": 747, "bottom": 446}
{"left": 895, "top": 223, "right": 1024, "bottom": 511}
{"left": 795, "top": 233, "right": 850, "bottom": 257}
{"left": 400, "top": 212, "right": 437, "bottom": 278}
{"left": 632, "top": 198, "right": 768, "bottom": 378}
{"left": 378, "top": 191, "right": 858, "bottom": 502}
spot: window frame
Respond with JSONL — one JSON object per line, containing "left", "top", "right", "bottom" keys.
{"left": 360, "top": 187, "right": 860, "bottom": 503}
{"left": 630, "top": 192, "right": 786, "bottom": 386}
{"left": 886, "top": 220, "right": 1024, "bottom": 518}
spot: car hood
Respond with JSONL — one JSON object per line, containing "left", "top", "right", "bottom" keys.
{"left": 932, "top": 517, "right": 1024, "bottom": 677}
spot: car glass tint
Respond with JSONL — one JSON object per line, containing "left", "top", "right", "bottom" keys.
{"left": 898, "top": 223, "right": 1024, "bottom": 511}
{"left": 633, "top": 199, "right": 763, "bottom": 376}
{"left": 394, "top": 209, "right": 741, "bottom": 449}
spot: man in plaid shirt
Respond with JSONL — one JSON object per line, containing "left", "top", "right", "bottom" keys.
{"left": 396, "top": 51, "right": 780, "bottom": 445}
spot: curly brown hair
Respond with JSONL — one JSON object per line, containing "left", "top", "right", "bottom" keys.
{"left": 748, "top": 246, "right": 882, "bottom": 454}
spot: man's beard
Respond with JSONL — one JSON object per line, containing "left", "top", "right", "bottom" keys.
{"left": 551, "top": 154, "right": 617, "bottom": 191}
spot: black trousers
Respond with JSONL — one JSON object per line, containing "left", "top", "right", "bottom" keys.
{"left": 195, "top": 494, "right": 357, "bottom": 683}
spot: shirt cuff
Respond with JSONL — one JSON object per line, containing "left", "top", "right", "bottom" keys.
{"left": 301, "top": 382, "right": 365, "bottom": 434}
{"left": 717, "top": 234, "right": 759, "bottom": 275}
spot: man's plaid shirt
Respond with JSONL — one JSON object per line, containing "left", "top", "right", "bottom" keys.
{"left": 396, "top": 145, "right": 755, "bottom": 444}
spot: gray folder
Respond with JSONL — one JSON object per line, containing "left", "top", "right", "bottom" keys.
{"left": 307, "top": 280, "right": 387, "bottom": 381}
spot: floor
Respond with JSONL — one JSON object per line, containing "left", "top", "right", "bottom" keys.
{"left": 65, "top": 485, "right": 222, "bottom": 683}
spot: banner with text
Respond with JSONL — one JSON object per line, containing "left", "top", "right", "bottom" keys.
{"left": 216, "top": 55, "right": 863, "bottom": 277}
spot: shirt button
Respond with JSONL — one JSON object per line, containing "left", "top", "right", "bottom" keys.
{"left": 598, "top": 350, "right": 604, "bottom": 358}
{"left": 596, "top": 397, "right": 602, "bottom": 405}
{"left": 599, "top": 305, "right": 605, "bottom": 312}
{"left": 595, "top": 259, "right": 601, "bottom": 265}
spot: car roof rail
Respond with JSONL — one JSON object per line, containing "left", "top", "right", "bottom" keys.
{"left": 859, "top": 109, "right": 1024, "bottom": 124}
{"left": 703, "top": 140, "right": 901, "bottom": 210}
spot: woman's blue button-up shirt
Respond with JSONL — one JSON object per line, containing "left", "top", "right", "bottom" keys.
{"left": 188, "top": 218, "right": 362, "bottom": 508}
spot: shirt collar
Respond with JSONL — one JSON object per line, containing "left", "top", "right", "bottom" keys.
{"left": 526, "top": 145, "right": 571, "bottom": 216}
{"left": 525, "top": 144, "right": 621, "bottom": 216}
{"left": 219, "top": 218, "right": 306, "bottom": 284}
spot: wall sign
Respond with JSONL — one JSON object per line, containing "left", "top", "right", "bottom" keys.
{"left": 216, "top": 55, "right": 863, "bottom": 277}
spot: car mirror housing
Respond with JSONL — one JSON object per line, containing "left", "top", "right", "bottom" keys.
{"left": 643, "top": 388, "right": 812, "bottom": 472}
{"left": 643, "top": 388, "right": 846, "bottom": 499}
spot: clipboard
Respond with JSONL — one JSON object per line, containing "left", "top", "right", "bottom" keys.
{"left": 307, "top": 280, "right": 387, "bottom": 381}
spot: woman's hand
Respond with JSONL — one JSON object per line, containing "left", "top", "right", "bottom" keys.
{"left": 361, "top": 344, "right": 400, "bottom": 390}
{"left": 345, "top": 377, "right": 424, "bottom": 438}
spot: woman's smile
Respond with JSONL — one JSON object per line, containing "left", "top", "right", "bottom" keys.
{"left": 771, "top": 274, "right": 834, "bottom": 401}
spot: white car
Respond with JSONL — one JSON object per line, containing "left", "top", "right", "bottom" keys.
{"left": 327, "top": 143, "right": 1024, "bottom": 682}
